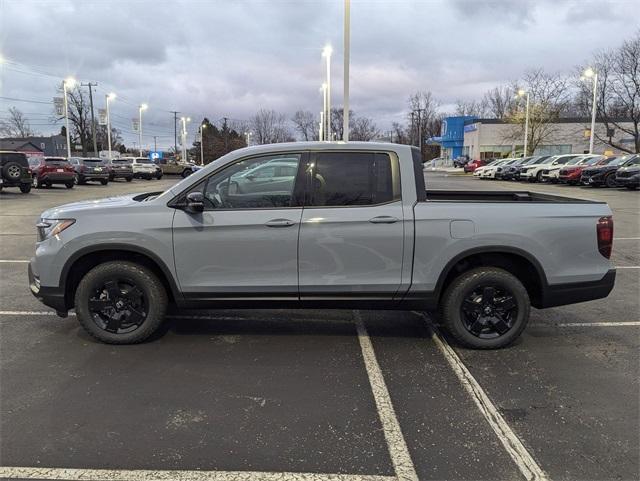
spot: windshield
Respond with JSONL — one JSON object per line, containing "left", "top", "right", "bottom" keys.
{"left": 45, "top": 158, "right": 67, "bottom": 163}
{"left": 112, "top": 159, "right": 132, "bottom": 164}
{"left": 84, "top": 158, "right": 106, "bottom": 164}
{"left": 135, "top": 158, "right": 153, "bottom": 164}
{"left": 583, "top": 156, "right": 604, "bottom": 165}
{"left": 623, "top": 157, "right": 640, "bottom": 166}
{"left": 552, "top": 155, "right": 579, "bottom": 165}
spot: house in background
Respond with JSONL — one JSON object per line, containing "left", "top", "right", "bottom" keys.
{"left": 0, "top": 139, "right": 44, "bottom": 157}
{"left": 0, "top": 135, "right": 67, "bottom": 156}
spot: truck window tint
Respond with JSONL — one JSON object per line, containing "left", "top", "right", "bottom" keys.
{"left": 310, "top": 152, "right": 400, "bottom": 206}
{"left": 200, "top": 153, "right": 301, "bottom": 209}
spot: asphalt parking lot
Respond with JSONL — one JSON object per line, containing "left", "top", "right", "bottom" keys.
{"left": 1, "top": 173, "right": 638, "bottom": 481}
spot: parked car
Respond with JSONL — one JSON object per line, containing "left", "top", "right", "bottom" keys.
{"left": 521, "top": 154, "right": 582, "bottom": 182}
{"left": 159, "top": 159, "right": 198, "bottom": 178}
{"left": 541, "top": 155, "right": 600, "bottom": 183}
{"left": 125, "top": 157, "right": 161, "bottom": 179}
{"left": 464, "top": 158, "right": 487, "bottom": 173}
{"left": 581, "top": 154, "right": 639, "bottom": 187}
{"left": 28, "top": 157, "right": 75, "bottom": 189}
{"left": 69, "top": 157, "right": 110, "bottom": 185}
{"left": 108, "top": 158, "right": 134, "bottom": 182}
{"left": 29, "top": 142, "right": 615, "bottom": 349}
{"left": 512, "top": 156, "right": 552, "bottom": 181}
{"left": 453, "top": 155, "right": 470, "bottom": 168}
{"left": 493, "top": 158, "right": 523, "bottom": 180}
{"left": 480, "top": 158, "right": 513, "bottom": 179}
{"left": 499, "top": 156, "right": 533, "bottom": 181}
{"left": 559, "top": 155, "right": 611, "bottom": 185}
{"left": 0, "top": 151, "right": 32, "bottom": 193}
{"left": 472, "top": 159, "right": 501, "bottom": 177}
{"left": 614, "top": 155, "right": 640, "bottom": 190}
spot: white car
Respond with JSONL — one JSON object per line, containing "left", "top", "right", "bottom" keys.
{"left": 123, "top": 157, "right": 161, "bottom": 180}
{"left": 473, "top": 159, "right": 505, "bottom": 177}
{"left": 521, "top": 154, "right": 583, "bottom": 183}
{"left": 480, "top": 159, "right": 513, "bottom": 179}
{"left": 541, "top": 155, "right": 602, "bottom": 183}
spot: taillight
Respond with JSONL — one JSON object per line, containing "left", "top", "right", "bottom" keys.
{"left": 596, "top": 216, "right": 613, "bottom": 259}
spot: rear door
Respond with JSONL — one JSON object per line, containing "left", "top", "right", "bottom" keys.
{"left": 298, "top": 151, "right": 405, "bottom": 299}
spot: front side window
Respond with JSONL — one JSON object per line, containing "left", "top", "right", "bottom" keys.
{"left": 307, "top": 152, "right": 400, "bottom": 207}
{"left": 196, "top": 153, "right": 302, "bottom": 209}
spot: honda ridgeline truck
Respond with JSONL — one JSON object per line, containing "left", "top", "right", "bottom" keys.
{"left": 29, "top": 142, "right": 616, "bottom": 348}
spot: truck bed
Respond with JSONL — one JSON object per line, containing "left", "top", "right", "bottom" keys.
{"left": 425, "top": 190, "right": 601, "bottom": 203}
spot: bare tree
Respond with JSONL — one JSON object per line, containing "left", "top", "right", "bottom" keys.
{"left": 575, "top": 31, "right": 640, "bottom": 153}
{"left": 53, "top": 85, "right": 92, "bottom": 155}
{"left": 505, "top": 69, "right": 572, "bottom": 154}
{"left": 95, "top": 125, "right": 123, "bottom": 152}
{"left": 291, "top": 110, "right": 318, "bottom": 141}
{"left": 455, "top": 99, "right": 489, "bottom": 117}
{"left": 391, "top": 122, "right": 410, "bottom": 144}
{"left": 250, "top": 109, "right": 294, "bottom": 144}
{"left": 351, "top": 117, "right": 380, "bottom": 141}
{"left": 482, "top": 86, "right": 516, "bottom": 119}
{"left": 407, "top": 91, "right": 440, "bottom": 160}
{"left": 0, "top": 107, "right": 36, "bottom": 137}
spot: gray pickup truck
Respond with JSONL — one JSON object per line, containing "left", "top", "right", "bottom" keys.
{"left": 29, "top": 142, "right": 616, "bottom": 348}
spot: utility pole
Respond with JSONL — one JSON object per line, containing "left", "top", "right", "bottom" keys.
{"left": 343, "top": 0, "right": 350, "bottom": 141}
{"left": 223, "top": 117, "right": 229, "bottom": 153}
{"left": 153, "top": 136, "right": 158, "bottom": 152}
{"left": 171, "top": 111, "right": 179, "bottom": 156}
{"left": 416, "top": 108, "right": 425, "bottom": 155}
{"left": 81, "top": 82, "right": 98, "bottom": 156}
{"left": 410, "top": 111, "right": 415, "bottom": 146}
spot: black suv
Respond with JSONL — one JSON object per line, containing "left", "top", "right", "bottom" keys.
{"left": 0, "top": 151, "right": 32, "bottom": 193}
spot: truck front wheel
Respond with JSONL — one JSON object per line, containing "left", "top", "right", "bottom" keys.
{"left": 74, "top": 261, "right": 167, "bottom": 344}
{"left": 439, "top": 267, "right": 530, "bottom": 349}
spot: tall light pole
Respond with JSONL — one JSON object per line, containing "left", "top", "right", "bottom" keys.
{"left": 105, "top": 92, "right": 116, "bottom": 160}
{"left": 138, "top": 103, "right": 148, "bottom": 157}
{"left": 244, "top": 131, "right": 252, "bottom": 146}
{"left": 180, "top": 117, "right": 190, "bottom": 162}
{"left": 515, "top": 89, "right": 530, "bottom": 157}
{"left": 319, "top": 111, "right": 324, "bottom": 141}
{"left": 321, "top": 83, "right": 328, "bottom": 141}
{"left": 62, "top": 77, "right": 76, "bottom": 158}
{"left": 581, "top": 67, "right": 598, "bottom": 154}
{"left": 322, "top": 45, "right": 332, "bottom": 140}
{"left": 343, "top": 0, "right": 350, "bottom": 141}
{"left": 200, "top": 123, "right": 206, "bottom": 165}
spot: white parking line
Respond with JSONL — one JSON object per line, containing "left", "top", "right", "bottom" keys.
{"left": 0, "top": 259, "right": 29, "bottom": 263}
{"left": 413, "top": 313, "right": 548, "bottom": 481}
{"left": 614, "top": 237, "right": 640, "bottom": 240}
{"left": 0, "top": 467, "right": 394, "bottom": 481}
{"left": 354, "top": 311, "right": 418, "bottom": 481}
{"left": 556, "top": 321, "right": 640, "bottom": 327}
{"left": 616, "top": 266, "right": 640, "bottom": 269}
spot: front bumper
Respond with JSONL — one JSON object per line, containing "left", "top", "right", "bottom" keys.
{"left": 616, "top": 175, "right": 640, "bottom": 187}
{"left": 581, "top": 173, "right": 607, "bottom": 185}
{"left": 28, "top": 260, "right": 67, "bottom": 315}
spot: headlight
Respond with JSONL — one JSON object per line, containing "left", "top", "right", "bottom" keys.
{"left": 36, "top": 218, "right": 75, "bottom": 242}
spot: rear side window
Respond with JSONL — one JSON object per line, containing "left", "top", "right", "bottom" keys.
{"left": 308, "top": 152, "right": 401, "bottom": 207}
{"left": 1, "top": 153, "right": 29, "bottom": 167}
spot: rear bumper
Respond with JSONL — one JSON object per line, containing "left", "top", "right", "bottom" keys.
{"left": 80, "top": 172, "right": 109, "bottom": 179}
{"left": 28, "top": 261, "right": 67, "bottom": 314}
{"left": 40, "top": 173, "right": 74, "bottom": 183}
{"left": 537, "top": 269, "right": 616, "bottom": 308}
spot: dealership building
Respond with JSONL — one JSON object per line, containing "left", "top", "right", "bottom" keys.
{"left": 430, "top": 116, "right": 636, "bottom": 160}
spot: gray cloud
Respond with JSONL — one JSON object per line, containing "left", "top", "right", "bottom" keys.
{"left": 1, "top": 0, "right": 637, "bottom": 148}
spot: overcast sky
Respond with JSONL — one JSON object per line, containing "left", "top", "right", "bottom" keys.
{"left": 1, "top": 0, "right": 638, "bottom": 150}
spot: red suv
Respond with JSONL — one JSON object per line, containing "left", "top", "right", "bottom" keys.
{"left": 28, "top": 157, "right": 75, "bottom": 189}
{"left": 463, "top": 159, "right": 486, "bottom": 173}
{"left": 558, "top": 156, "right": 609, "bottom": 185}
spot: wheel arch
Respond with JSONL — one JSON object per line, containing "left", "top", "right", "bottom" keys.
{"left": 60, "top": 244, "right": 181, "bottom": 310}
{"left": 434, "top": 246, "right": 548, "bottom": 308}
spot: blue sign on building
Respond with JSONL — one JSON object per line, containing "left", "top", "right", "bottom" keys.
{"left": 149, "top": 151, "right": 163, "bottom": 162}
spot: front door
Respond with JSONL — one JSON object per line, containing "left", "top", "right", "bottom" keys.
{"left": 172, "top": 152, "right": 305, "bottom": 298}
{"left": 298, "top": 151, "right": 405, "bottom": 299}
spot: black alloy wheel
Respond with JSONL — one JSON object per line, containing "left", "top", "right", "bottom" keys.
{"left": 88, "top": 278, "right": 148, "bottom": 334}
{"left": 460, "top": 285, "right": 517, "bottom": 339}
{"left": 605, "top": 174, "right": 617, "bottom": 188}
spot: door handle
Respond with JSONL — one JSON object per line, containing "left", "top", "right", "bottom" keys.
{"left": 369, "top": 216, "right": 399, "bottom": 224}
{"left": 265, "top": 218, "right": 296, "bottom": 227}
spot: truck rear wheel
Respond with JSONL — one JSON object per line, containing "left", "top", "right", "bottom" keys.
{"left": 439, "top": 267, "right": 530, "bottom": 349}
{"left": 75, "top": 261, "right": 167, "bottom": 344}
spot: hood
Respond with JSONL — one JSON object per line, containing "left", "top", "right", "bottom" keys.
{"left": 40, "top": 192, "right": 158, "bottom": 219}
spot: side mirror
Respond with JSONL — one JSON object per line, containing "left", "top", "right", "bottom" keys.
{"left": 246, "top": 174, "right": 256, "bottom": 181}
{"left": 185, "top": 192, "right": 204, "bottom": 213}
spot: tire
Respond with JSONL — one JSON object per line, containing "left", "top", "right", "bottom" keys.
{"left": 156, "top": 173, "right": 163, "bottom": 180}
{"left": 19, "top": 183, "right": 31, "bottom": 194}
{"left": 32, "top": 175, "right": 41, "bottom": 188}
{"left": 78, "top": 175, "right": 86, "bottom": 185}
{"left": 65, "top": 182, "right": 74, "bottom": 189}
{"left": 74, "top": 261, "right": 167, "bottom": 344}
{"left": 181, "top": 169, "right": 192, "bottom": 178}
{"left": 439, "top": 267, "right": 530, "bottom": 349}
{"left": 2, "top": 161, "right": 23, "bottom": 181}
{"left": 605, "top": 174, "right": 617, "bottom": 188}
{"left": 100, "top": 179, "right": 108, "bottom": 186}
{"left": 126, "top": 176, "right": 133, "bottom": 182}
{"left": 536, "top": 171, "right": 544, "bottom": 182}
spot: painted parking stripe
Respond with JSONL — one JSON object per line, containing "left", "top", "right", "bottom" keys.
{"left": 556, "top": 321, "right": 640, "bottom": 327}
{"left": 413, "top": 313, "right": 548, "bottom": 481}
{"left": 614, "top": 237, "right": 640, "bottom": 240}
{"left": 0, "top": 467, "right": 394, "bottom": 481}
{"left": 615, "top": 266, "right": 640, "bottom": 269}
{"left": 353, "top": 310, "right": 419, "bottom": 481}
{"left": 0, "top": 259, "right": 29, "bottom": 263}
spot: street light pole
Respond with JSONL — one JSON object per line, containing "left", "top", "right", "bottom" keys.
{"left": 105, "top": 93, "right": 116, "bottom": 160}
{"left": 323, "top": 45, "right": 332, "bottom": 141}
{"left": 516, "top": 89, "right": 530, "bottom": 157}
{"left": 138, "top": 104, "right": 148, "bottom": 157}
{"left": 200, "top": 124, "right": 205, "bottom": 165}
{"left": 343, "top": 0, "right": 350, "bottom": 141}
{"left": 62, "top": 77, "right": 75, "bottom": 158}
{"left": 582, "top": 68, "right": 598, "bottom": 154}
{"left": 321, "top": 83, "right": 328, "bottom": 141}
{"left": 319, "top": 111, "right": 324, "bottom": 141}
